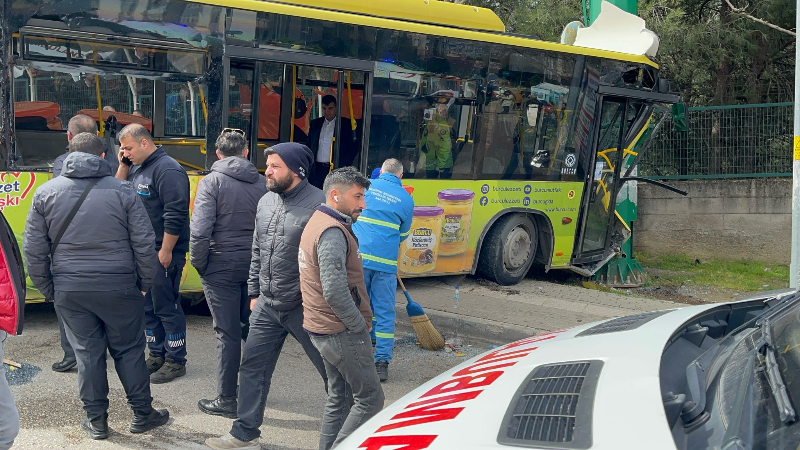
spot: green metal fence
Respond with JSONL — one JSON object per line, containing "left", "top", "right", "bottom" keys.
{"left": 639, "top": 102, "right": 793, "bottom": 179}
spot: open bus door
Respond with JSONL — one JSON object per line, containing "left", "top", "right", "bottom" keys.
{"left": 570, "top": 85, "right": 684, "bottom": 276}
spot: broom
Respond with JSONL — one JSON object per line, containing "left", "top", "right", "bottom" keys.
{"left": 397, "top": 275, "right": 445, "bottom": 351}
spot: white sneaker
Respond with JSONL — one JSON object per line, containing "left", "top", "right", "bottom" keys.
{"left": 205, "top": 433, "right": 260, "bottom": 450}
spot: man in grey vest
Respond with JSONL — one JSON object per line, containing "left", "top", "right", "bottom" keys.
{"left": 299, "top": 167, "right": 385, "bottom": 450}
{"left": 24, "top": 133, "right": 169, "bottom": 440}
{"left": 191, "top": 130, "right": 267, "bottom": 417}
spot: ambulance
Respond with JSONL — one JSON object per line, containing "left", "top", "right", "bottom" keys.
{"left": 340, "top": 290, "right": 800, "bottom": 449}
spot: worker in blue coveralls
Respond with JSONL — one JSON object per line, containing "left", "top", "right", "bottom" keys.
{"left": 352, "top": 158, "right": 413, "bottom": 382}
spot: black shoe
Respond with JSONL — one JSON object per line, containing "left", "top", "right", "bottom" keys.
{"left": 376, "top": 360, "right": 389, "bottom": 382}
{"left": 150, "top": 359, "right": 186, "bottom": 384}
{"left": 130, "top": 408, "right": 169, "bottom": 434}
{"left": 198, "top": 396, "right": 237, "bottom": 419}
{"left": 52, "top": 355, "right": 77, "bottom": 372}
{"left": 81, "top": 415, "right": 109, "bottom": 440}
{"left": 145, "top": 353, "right": 165, "bottom": 374}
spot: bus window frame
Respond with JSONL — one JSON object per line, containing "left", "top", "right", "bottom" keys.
{"left": 222, "top": 45, "right": 375, "bottom": 169}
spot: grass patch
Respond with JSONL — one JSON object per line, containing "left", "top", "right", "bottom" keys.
{"left": 635, "top": 252, "right": 790, "bottom": 292}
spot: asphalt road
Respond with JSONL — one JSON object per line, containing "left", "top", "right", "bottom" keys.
{"left": 4, "top": 275, "right": 681, "bottom": 449}
{"left": 4, "top": 302, "right": 485, "bottom": 450}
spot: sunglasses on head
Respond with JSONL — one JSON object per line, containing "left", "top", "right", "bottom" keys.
{"left": 222, "top": 127, "right": 246, "bottom": 137}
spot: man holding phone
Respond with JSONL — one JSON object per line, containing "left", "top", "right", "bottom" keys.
{"left": 116, "top": 123, "right": 191, "bottom": 384}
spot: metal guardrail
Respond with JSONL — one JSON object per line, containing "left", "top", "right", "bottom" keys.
{"left": 639, "top": 102, "right": 793, "bottom": 179}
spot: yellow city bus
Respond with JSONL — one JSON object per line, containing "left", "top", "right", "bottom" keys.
{"left": 2, "top": 0, "right": 679, "bottom": 302}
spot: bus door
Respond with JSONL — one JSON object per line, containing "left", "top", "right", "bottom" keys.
{"left": 571, "top": 91, "right": 684, "bottom": 274}
{"left": 287, "top": 65, "right": 369, "bottom": 176}
{"left": 573, "top": 96, "right": 629, "bottom": 266}
{"left": 225, "top": 48, "right": 373, "bottom": 174}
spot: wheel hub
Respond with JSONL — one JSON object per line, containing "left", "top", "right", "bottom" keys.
{"left": 503, "top": 225, "right": 531, "bottom": 271}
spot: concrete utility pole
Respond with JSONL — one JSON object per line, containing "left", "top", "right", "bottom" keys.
{"left": 791, "top": 0, "right": 800, "bottom": 288}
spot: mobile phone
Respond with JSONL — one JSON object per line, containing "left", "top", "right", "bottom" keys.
{"left": 121, "top": 156, "right": 132, "bottom": 166}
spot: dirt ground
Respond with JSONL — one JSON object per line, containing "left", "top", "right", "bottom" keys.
{"left": 526, "top": 265, "right": 746, "bottom": 306}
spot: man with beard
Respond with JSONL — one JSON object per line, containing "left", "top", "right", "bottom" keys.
{"left": 205, "top": 142, "right": 329, "bottom": 450}
{"left": 300, "top": 167, "right": 384, "bottom": 449}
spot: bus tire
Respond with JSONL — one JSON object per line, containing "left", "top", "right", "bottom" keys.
{"left": 477, "top": 214, "right": 537, "bottom": 286}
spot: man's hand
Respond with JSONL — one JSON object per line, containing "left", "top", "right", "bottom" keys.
{"left": 158, "top": 247, "right": 172, "bottom": 269}
{"left": 366, "top": 322, "right": 372, "bottom": 333}
{"left": 250, "top": 297, "right": 258, "bottom": 311}
{"left": 141, "top": 291, "right": 146, "bottom": 296}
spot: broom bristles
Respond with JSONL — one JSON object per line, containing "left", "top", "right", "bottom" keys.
{"left": 410, "top": 314, "right": 445, "bottom": 351}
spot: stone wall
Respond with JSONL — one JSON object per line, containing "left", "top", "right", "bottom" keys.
{"left": 634, "top": 179, "right": 791, "bottom": 264}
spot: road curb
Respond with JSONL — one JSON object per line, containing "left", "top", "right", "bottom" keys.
{"left": 394, "top": 306, "right": 544, "bottom": 347}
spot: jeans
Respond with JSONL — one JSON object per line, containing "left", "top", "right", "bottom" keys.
{"left": 364, "top": 269, "right": 397, "bottom": 363}
{"left": 56, "top": 289, "right": 154, "bottom": 420}
{"left": 202, "top": 265, "right": 251, "bottom": 398}
{"left": 229, "top": 300, "right": 328, "bottom": 442}
{"left": 0, "top": 331, "right": 19, "bottom": 450}
{"left": 145, "top": 256, "right": 187, "bottom": 364}
{"left": 310, "top": 328, "right": 385, "bottom": 450}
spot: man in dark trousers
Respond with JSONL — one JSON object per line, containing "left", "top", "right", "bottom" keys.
{"left": 51, "top": 114, "right": 101, "bottom": 373}
{"left": 205, "top": 142, "right": 329, "bottom": 450}
{"left": 300, "top": 167, "right": 385, "bottom": 450}
{"left": 191, "top": 130, "right": 267, "bottom": 417}
{"left": 306, "top": 95, "right": 361, "bottom": 189}
{"left": 24, "top": 133, "right": 169, "bottom": 440}
{"left": 116, "top": 123, "right": 190, "bottom": 384}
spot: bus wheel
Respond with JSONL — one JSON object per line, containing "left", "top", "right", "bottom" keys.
{"left": 477, "top": 214, "right": 537, "bottom": 286}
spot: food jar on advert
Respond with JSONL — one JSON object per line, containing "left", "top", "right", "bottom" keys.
{"left": 436, "top": 189, "right": 475, "bottom": 256}
{"left": 399, "top": 206, "right": 443, "bottom": 274}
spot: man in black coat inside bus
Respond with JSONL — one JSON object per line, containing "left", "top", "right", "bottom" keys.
{"left": 306, "top": 95, "right": 362, "bottom": 189}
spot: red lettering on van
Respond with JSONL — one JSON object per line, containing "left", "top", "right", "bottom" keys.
{"left": 377, "top": 390, "right": 483, "bottom": 432}
{"left": 359, "top": 435, "right": 437, "bottom": 450}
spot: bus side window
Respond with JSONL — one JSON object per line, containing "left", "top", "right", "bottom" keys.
{"left": 476, "top": 47, "right": 577, "bottom": 182}
{"left": 11, "top": 67, "right": 154, "bottom": 169}
{"left": 164, "top": 82, "right": 207, "bottom": 137}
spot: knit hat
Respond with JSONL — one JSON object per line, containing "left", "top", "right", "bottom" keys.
{"left": 266, "top": 142, "right": 313, "bottom": 180}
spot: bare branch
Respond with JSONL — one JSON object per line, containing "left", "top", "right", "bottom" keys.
{"left": 723, "top": 0, "right": 796, "bottom": 37}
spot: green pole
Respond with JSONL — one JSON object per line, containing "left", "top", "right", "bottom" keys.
{"left": 590, "top": 0, "right": 646, "bottom": 288}
{"left": 587, "top": 0, "right": 637, "bottom": 25}
{"left": 582, "top": 0, "right": 589, "bottom": 26}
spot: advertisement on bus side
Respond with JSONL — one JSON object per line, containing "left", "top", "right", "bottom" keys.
{"left": 397, "top": 180, "right": 583, "bottom": 276}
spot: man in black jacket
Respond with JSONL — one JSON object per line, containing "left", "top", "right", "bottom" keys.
{"left": 24, "top": 133, "right": 169, "bottom": 440}
{"left": 191, "top": 130, "right": 267, "bottom": 418}
{"left": 205, "top": 142, "right": 330, "bottom": 450}
{"left": 306, "top": 95, "right": 362, "bottom": 189}
{"left": 116, "top": 123, "right": 190, "bottom": 384}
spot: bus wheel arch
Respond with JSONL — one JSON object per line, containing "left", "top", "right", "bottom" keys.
{"left": 476, "top": 211, "right": 552, "bottom": 286}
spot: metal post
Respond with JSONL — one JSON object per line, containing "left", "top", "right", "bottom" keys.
{"left": 591, "top": 0, "right": 647, "bottom": 287}
{"left": 791, "top": 0, "right": 800, "bottom": 288}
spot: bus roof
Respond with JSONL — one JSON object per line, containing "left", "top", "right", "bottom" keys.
{"left": 190, "top": 0, "right": 658, "bottom": 67}
{"left": 266, "top": 0, "right": 506, "bottom": 33}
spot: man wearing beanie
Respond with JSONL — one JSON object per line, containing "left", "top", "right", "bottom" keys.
{"left": 206, "top": 142, "right": 330, "bottom": 450}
